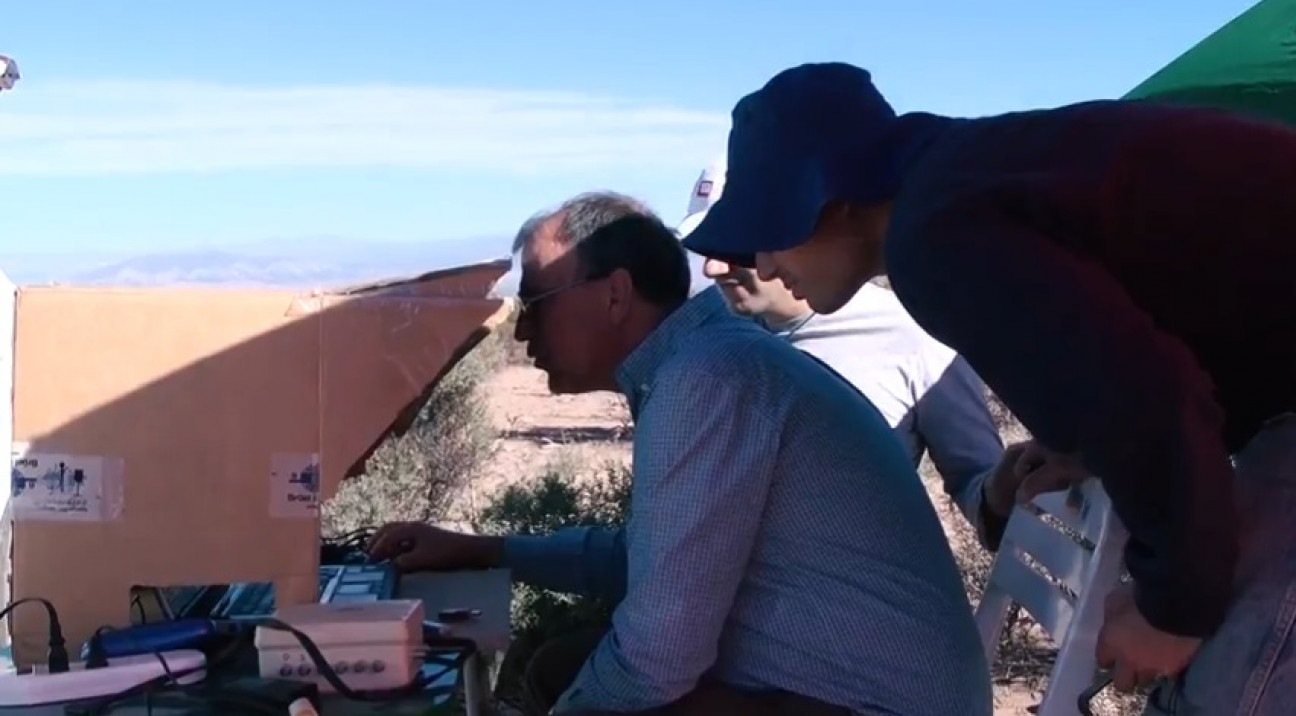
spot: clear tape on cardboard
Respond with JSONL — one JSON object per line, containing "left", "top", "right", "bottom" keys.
{"left": 282, "top": 292, "right": 516, "bottom": 405}
{"left": 8, "top": 443, "right": 125, "bottom": 522}
{"left": 284, "top": 291, "right": 325, "bottom": 317}
{"left": 281, "top": 257, "right": 514, "bottom": 319}
{"left": 285, "top": 292, "right": 509, "bottom": 318}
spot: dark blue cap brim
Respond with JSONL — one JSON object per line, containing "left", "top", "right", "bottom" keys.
{"left": 681, "top": 156, "right": 826, "bottom": 268}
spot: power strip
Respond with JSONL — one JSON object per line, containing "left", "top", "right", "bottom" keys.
{"left": 0, "top": 649, "right": 205, "bottom": 708}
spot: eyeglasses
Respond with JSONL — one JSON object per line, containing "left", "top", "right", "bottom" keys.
{"left": 516, "top": 277, "right": 596, "bottom": 317}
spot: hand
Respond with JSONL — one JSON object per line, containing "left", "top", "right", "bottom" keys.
{"left": 1097, "top": 583, "right": 1201, "bottom": 691}
{"left": 366, "top": 522, "right": 503, "bottom": 573}
{"left": 984, "top": 440, "right": 1089, "bottom": 518}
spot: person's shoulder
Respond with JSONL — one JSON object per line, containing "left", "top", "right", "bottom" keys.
{"left": 831, "top": 285, "right": 946, "bottom": 347}
{"left": 894, "top": 102, "right": 1139, "bottom": 231}
{"left": 656, "top": 319, "right": 796, "bottom": 396}
{"left": 841, "top": 282, "right": 906, "bottom": 315}
{"left": 930, "top": 99, "right": 1187, "bottom": 158}
{"left": 975, "top": 99, "right": 1296, "bottom": 156}
{"left": 823, "top": 286, "right": 966, "bottom": 395}
{"left": 975, "top": 98, "right": 1197, "bottom": 128}
{"left": 672, "top": 322, "right": 785, "bottom": 373}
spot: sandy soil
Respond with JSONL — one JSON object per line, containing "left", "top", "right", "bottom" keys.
{"left": 452, "top": 366, "right": 632, "bottom": 521}
{"left": 471, "top": 365, "right": 1135, "bottom": 715}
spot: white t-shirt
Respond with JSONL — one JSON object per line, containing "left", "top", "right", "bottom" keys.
{"left": 767, "top": 284, "right": 1004, "bottom": 532}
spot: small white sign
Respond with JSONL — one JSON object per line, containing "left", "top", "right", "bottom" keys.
{"left": 270, "top": 452, "right": 320, "bottom": 518}
{"left": 9, "top": 446, "right": 106, "bottom": 521}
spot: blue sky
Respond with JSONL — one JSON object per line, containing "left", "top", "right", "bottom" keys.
{"left": 0, "top": 0, "right": 1258, "bottom": 267}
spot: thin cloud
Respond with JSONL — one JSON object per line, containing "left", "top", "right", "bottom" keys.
{"left": 0, "top": 80, "right": 730, "bottom": 176}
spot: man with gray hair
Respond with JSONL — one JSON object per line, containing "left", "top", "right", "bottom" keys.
{"left": 369, "top": 191, "right": 991, "bottom": 715}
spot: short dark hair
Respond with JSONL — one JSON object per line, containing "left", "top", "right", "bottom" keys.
{"left": 516, "top": 191, "right": 691, "bottom": 311}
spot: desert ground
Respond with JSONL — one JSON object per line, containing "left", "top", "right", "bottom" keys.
{"left": 460, "top": 364, "right": 1142, "bottom": 715}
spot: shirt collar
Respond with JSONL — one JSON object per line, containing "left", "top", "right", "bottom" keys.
{"left": 616, "top": 286, "right": 730, "bottom": 414}
{"left": 759, "top": 309, "right": 814, "bottom": 335}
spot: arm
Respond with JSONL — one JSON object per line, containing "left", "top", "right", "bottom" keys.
{"left": 503, "top": 527, "right": 627, "bottom": 603}
{"left": 887, "top": 195, "right": 1234, "bottom": 639}
{"left": 911, "top": 350, "right": 1006, "bottom": 547}
{"left": 554, "top": 363, "right": 777, "bottom": 713}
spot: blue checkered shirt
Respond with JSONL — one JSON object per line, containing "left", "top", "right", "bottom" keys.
{"left": 504, "top": 288, "right": 991, "bottom": 715}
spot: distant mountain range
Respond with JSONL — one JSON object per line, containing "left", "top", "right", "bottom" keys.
{"left": 3, "top": 235, "right": 714, "bottom": 297}
{"left": 3, "top": 236, "right": 523, "bottom": 294}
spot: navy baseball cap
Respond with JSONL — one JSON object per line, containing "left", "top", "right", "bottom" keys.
{"left": 681, "top": 62, "right": 903, "bottom": 267}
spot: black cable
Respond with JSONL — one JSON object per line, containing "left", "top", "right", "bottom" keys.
{"left": 319, "top": 527, "right": 378, "bottom": 564}
{"left": 129, "top": 595, "right": 146, "bottom": 625}
{"left": 69, "top": 631, "right": 276, "bottom": 715}
{"left": 71, "top": 613, "right": 468, "bottom": 713}
{"left": 70, "top": 621, "right": 254, "bottom": 713}
{"left": 77, "top": 690, "right": 283, "bottom": 716}
{"left": 84, "top": 626, "right": 115, "bottom": 669}
{"left": 0, "top": 597, "right": 69, "bottom": 673}
{"left": 113, "top": 689, "right": 285, "bottom": 715}
{"left": 64, "top": 650, "right": 209, "bottom": 716}
{"left": 219, "top": 618, "right": 472, "bottom": 703}
{"left": 145, "top": 652, "right": 176, "bottom": 715}
{"left": 80, "top": 621, "right": 466, "bottom": 713}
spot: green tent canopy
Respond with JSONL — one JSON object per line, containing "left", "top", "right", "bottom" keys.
{"left": 1123, "top": 0, "right": 1296, "bottom": 126}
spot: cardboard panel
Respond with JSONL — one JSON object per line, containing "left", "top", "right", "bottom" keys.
{"left": 6, "top": 259, "right": 511, "bottom": 665}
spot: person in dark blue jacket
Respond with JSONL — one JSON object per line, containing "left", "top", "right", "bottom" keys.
{"left": 682, "top": 61, "right": 1296, "bottom": 716}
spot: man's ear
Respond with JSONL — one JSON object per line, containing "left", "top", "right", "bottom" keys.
{"left": 605, "top": 267, "right": 634, "bottom": 324}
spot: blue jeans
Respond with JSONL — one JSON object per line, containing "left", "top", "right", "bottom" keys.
{"left": 1144, "top": 414, "right": 1296, "bottom": 715}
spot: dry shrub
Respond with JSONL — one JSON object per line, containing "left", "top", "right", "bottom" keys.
{"left": 473, "top": 457, "right": 632, "bottom": 709}
{"left": 319, "top": 329, "right": 509, "bottom": 536}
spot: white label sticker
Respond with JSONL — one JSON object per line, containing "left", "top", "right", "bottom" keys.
{"left": 9, "top": 446, "right": 105, "bottom": 521}
{"left": 270, "top": 452, "right": 320, "bottom": 518}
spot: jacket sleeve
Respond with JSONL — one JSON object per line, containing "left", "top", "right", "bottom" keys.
{"left": 887, "top": 193, "right": 1234, "bottom": 638}
{"left": 911, "top": 351, "right": 1005, "bottom": 547}
{"left": 503, "top": 527, "right": 627, "bottom": 602}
